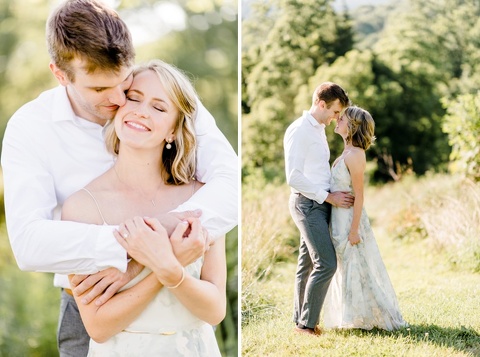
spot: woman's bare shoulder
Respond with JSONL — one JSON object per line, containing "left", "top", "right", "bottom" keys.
{"left": 61, "top": 186, "right": 106, "bottom": 225}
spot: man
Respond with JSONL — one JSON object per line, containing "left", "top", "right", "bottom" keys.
{"left": 284, "top": 82, "right": 353, "bottom": 336}
{"left": 1, "top": 0, "right": 237, "bottom": 355}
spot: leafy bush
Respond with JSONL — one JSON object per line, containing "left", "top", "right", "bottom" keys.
{"left": 442, "top": 92, "right": 480, "bottom": 181}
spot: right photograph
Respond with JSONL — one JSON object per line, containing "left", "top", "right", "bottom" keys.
{"left": 241, "top": 0, "right": 480, "bottom": 356}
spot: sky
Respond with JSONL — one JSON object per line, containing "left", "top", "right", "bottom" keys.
{"left": 333, "top": 0, "right": 391, "bottom": 10}
{"left": 242, "top": 0, "right": 392, "bottom": 19}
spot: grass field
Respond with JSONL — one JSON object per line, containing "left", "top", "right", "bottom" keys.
{"left": 241, "top": 174, "right": 480, "bottom": 356}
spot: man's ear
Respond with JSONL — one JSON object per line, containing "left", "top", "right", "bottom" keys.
{"left": 49, "top": 62, "right": 69, "bottom": 86}
{"left": 316, "top": 99, "right": 327, "bottom": 110}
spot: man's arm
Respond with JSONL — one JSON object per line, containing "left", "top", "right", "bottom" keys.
{"left": 284, "top": 126, "right": 354, "bottom": 208}
{"left": 1, "top": 115, "right": 127, "bottom": 274}
{"left": 172, "top": 100, "right": 238, "bottom": 239}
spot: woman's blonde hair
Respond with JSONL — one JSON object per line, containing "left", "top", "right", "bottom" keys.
{"left": 344, "top": 106, "right": 376, "bottom": 150}
{"left": 105, "top": 59, "right": 197, "bottom": 185}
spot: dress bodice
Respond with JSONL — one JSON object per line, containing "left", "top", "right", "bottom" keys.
{"left": 119, "top": 258, "right": 204, "bottom": 333}
{"left": 88, "top": 256, "right": 221, "bottom": 356}
{"left": 330, "top": 159, "right": 352, "bottom": 193}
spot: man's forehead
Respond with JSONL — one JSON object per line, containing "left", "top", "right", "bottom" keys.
{"left": 331, "top": 99, "right": 343, "bottom": 111}
{"left": 72, "top": 59, "right": 133, "bottom": 86}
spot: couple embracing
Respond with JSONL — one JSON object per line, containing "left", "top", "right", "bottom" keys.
{"left": 284, "top": 82, "right": 407, "bottom": 336}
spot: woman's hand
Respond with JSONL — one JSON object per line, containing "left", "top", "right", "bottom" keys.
{"left": 348, "top": 231, "right": 361, "bottom": 246}
{"left": 114, "top": 216, "right": 183, "bottom": 270}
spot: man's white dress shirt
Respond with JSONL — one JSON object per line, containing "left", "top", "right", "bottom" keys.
{"left": 284, "top": 110, "right": 331, "bottom": 204}
{"left": 1, "top": 85, "right": 238, "bottom": 288}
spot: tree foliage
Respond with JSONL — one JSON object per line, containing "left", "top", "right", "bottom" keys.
{"left": 242, "top": 0, "right": 480, "bottom": 182}
{"left": 0, "top": 1, "right": 238, "bottom": 356}
{"left": 442, "top": 93, "right": 480, "bottom": 182}
{"left": 242, "top": 0, "right": 353, "bottom": 179}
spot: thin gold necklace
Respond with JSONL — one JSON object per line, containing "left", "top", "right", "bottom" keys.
{"left": 113, "top": 165, "right": 161, "bottom": 207}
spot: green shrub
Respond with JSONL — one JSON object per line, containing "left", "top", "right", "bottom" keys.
{"left": 442, "top": 93, "right": 480, "bottom": 181}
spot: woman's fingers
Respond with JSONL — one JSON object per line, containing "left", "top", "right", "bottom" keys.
{"left": 114, "top": 229, "right": 129, "bottom": 249}
{"left": 170, "top": 220, "right": 190, "bottom": 242}
{"left": 143, "top": 216, "right": 168, "bottom": 236}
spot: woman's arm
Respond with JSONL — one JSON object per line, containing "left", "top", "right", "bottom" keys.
{"left": 166, "top": 235, "right": 226, "bottom": 325}
{"left": 345, "top": 150, "right": 366, "bottom": 245}
{"left": 62, "top": 191, "right": 163, "bottom": 343}
{"left": 68, "top": 272, "right": 162, "bottom": 343}
{"left": 115, "top": 217, "right": 227, "bottom": 326}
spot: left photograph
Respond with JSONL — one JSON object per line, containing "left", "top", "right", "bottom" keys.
{"left": 0, "top": 0, "right": 238, "bottom": 356}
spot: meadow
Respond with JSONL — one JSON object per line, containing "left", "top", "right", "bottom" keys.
{"left": 241, "top": 173, "right": 480, "bottom": 356}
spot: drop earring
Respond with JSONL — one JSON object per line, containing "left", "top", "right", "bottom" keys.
{"left": 166, "top": 139, "right": 172, "bottom": 149}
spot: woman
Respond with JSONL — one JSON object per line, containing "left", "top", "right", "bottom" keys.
{"left": 61, "top": 60, "right": 225, "bottom": 356}
{"left": 323, "top": 106, "right": 406, "bottom": 331}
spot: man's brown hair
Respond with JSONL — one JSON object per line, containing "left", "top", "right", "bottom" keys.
{"left": 312, "top": 82, "right": 350, "bottom": 108}
{"left": 46, "top": 0, "right": 135, "bottom": 81}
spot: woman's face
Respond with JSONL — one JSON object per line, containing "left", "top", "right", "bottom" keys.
{"left": 115, "top": 70, "right": 179, "bottom": 152}
{"left": 334, "top": 113, "right": 348, "bottom": 137}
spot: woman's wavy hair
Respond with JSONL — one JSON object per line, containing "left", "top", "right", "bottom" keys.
{"left": 344, "top": 106, "right": 376, "bottom": 150}
{"left": 105, "top": 60, "right": 197, "bottom": 185}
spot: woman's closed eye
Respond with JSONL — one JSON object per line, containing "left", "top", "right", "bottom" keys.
{"left": 126, "top": 95, "right": 139, "bottom": 102}
{"left": 153, "top": 106, "right": 166, "bottom": 113}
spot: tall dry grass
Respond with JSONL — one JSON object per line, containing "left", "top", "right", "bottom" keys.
{"left": 370, "top": 174, "right": 480, "bottom": 272}
{"left": 241, "top": 181, "right": 297, "bottom": 326}
{"left": 242, "top": 173, "right": 480, "bottom": 328}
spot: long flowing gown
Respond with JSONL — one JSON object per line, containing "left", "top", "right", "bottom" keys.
{"left": 323, "top": 158, "right": 407, "bottom": 331}
{"left": 87, "top": 258, "right": 221, "bottom": 356}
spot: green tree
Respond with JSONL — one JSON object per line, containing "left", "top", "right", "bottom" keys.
{"left": 442, "top": 92, "right": 480, "bottom": 181}
{"left": 0, "top": 0, "right": 54, "bottom": 149}
{"left": 0, "top": 1, "right": 238, "bottom": 356}
{"left": 374, "top": 0, "right": 480, "bottom": 98}
{"left": 303, "top": 49, "right": 450, "bottom": 181}
{"left": 242, "top": 0, "right": 353, "bottom": 179}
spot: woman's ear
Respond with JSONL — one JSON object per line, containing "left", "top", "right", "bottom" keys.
{"left": 49, "top": 62, "right": 69, "bottom": 86}
{"left": 168, "top": 127, "right": 176, "bottom": 142}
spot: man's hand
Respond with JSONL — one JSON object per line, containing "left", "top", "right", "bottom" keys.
{"left": 326, "top": 191, "right": 355, "bottom": 208}
{"left": 169, "top": 217, "right": 210, "bottom": 266}
{"left": 70, "top": 259, "right": 144, "bottom": 306}
{"left": 156, "top": 209, "right": 202, "bottom": 236}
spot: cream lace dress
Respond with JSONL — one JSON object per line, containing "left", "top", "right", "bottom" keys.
{"left": 323, "top": 159, "right": 407, "bottom": 331}
{"left": 82, "top": 188, "right": 221, "bottom": 356}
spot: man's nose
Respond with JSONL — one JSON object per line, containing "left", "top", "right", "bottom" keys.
{"left": 108, "top": 86, "right": 126, "bottom": 106}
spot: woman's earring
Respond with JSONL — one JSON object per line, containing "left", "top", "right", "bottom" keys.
{"left": 166, "top": 139, "right": 172, "bottom": 149}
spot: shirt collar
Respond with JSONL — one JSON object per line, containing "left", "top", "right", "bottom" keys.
{"left": 303, "top": 110, "right": 326, "bottom": 130}
{"left": 52, "top": 86, "right": 77, "bottom": 123}
{"left": 51, "top": 86, "right": 105, "bottom": 129}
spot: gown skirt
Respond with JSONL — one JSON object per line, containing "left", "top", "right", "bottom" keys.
{"left": 323, "top": 159, "right": 407, "bottom": 331}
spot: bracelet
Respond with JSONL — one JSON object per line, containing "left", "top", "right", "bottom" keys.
{"left": 166, "top": 267, "right": 186, "bottom": 289}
